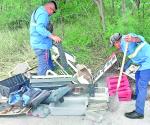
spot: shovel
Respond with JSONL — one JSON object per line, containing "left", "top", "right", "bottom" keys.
{"left": 108, "top": 42, "right": 129, "bottom": 111}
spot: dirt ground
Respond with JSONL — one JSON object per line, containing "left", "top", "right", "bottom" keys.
{"left": 0, "top": 100, "right": 150, "bottom": 125}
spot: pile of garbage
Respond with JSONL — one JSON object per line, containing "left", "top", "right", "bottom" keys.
{"left": 0, "top": 45, "right": 134, "bottom": 120}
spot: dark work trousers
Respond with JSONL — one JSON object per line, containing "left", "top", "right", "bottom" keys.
{"left": 34, "top": 49, "right": 54, "bottom": 75}
{"left": 135, "top": 69, "right": 150, "bottom": 115}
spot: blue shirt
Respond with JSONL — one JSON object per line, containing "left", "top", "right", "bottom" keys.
{"left": 120, "top": 33, "right": 150, "bottom": 70}
{"left": 30, "top": 6, "right": 52, "bottom": 49}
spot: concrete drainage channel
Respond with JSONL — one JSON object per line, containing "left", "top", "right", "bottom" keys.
{"left": 1, "top": 46, "right": 150, "bottom": 125}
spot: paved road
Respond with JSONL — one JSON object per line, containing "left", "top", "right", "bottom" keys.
{"left": 0, "top": 101, "right": 150, "bottom": 125}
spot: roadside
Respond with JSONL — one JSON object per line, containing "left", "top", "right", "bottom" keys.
{"left": 0, "top": 101, "right": 150, "bottom": 125}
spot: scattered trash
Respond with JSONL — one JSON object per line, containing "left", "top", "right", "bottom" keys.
{"left": 0, "top": 105, "right": 31, "bottom": 116}
{"left": 75, "top": 64, "right": 92, "bottom": 84}
{"left": 27, "top": 104, "right": 50, "bottom": 118}
{"left": 0, "top": 48, "right": 130, "bottom": 119}
{"left": 123, "top": 64, "right": 139, "bottom": 80}
{"left": 0, "top": 74, "right": 29, "bottom": 97}
{"left": 106, "top": 75, "right": 132, "bottom": 101}
{"left": 49, "top": 97, "right": 88, "bottom": 116}
{"left": 30, "top": 75, "right": 75, "bottom": 89}
{"left": 43, "top": 85, "right": 73, "bottom": 103}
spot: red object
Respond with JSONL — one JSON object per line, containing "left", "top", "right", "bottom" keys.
{"left": 106, "top": 75, "right": 132, "bottom": 101}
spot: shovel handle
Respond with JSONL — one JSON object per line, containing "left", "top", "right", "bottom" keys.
{"left": 117, "top": 42, "right": 129, "bottom": 90}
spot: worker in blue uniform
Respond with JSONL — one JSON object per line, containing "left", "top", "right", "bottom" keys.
{"left": 30, "top": 1, "right": 62, "bottom": 75}
{"left": 110, "top": 33, "right": 150, "bottom": 119}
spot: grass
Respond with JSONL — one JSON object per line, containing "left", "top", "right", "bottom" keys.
{"left": 54, "top": 13, "right": 113, "bottom": 67}
{"left": 2, "top": 8, "right": 137, "bottom": 80}
{"left": 0, "top": 27, "right": 35, "bottom": 79}
{"left": 2, "top": 8, "right": 150, "bottom": 80}
{"left": 0, "top": 14, "right": 111, "bottom": 80}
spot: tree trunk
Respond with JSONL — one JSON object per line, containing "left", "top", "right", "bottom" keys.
{"left": 111, "top": 0, "right": 115, "bottom": 16}
{"left": 93, "top": 0, "right": 106, "bottom": 32}
{"left": 135, "top": 0, "right": 140, "bottom": 9}
{"left": 132, "top": 0, "right": 141, "bottom": 15}
{"left": 122, "top": 0, "right": 126, "bottom": 16}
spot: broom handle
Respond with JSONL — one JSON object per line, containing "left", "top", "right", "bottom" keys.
{"left": 117, "top": 42, "right": 129, "bottom": 91}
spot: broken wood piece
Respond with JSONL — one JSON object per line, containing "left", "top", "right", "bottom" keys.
{"left": 75, "top": 64, "right": 92, "bottom": 84}
{"left": 0, "top": 104, "right": 13, "bottom": 114}
{"left": 0, "top": 106, "right": 31, "bottom": 116}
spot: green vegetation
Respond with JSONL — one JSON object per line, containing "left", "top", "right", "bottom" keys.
{"left": 0, "top": 0, "right": 150, "bottom": 79}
